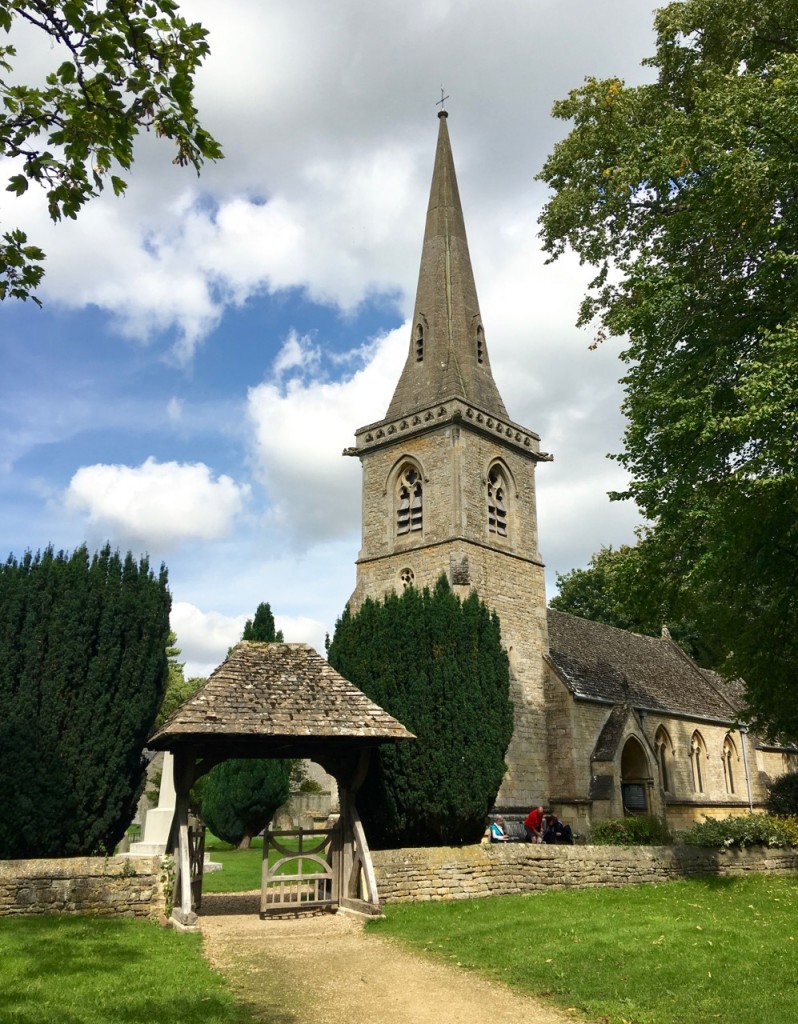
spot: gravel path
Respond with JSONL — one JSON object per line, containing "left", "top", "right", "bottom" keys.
{"left": 200, "top": 892, "right": 581, "bottom": 1024}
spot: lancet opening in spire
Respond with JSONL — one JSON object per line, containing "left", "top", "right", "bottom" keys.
{"left": 385, "top": 114, "right": 509, "bottom": 421}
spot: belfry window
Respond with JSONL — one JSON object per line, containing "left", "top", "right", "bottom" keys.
{"left": 415, "top": 324, "right": 424, "bottom": 362}
{"left": 476, "top": 325, "right": 484, "bottom": 364}
{"left": 397, "top": 466, "right": 423, "bottom": 535}
{"left": 487, "top": 465, "right": 507, "bottom": 536}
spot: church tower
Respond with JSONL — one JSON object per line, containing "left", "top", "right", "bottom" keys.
{"left": 346, "top": 111, "right": 551, "bottom": 810}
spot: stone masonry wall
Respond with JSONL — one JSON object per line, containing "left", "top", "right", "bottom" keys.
{"left": 372, "top": 843, "right": 798, "bottom": 903}
{"left": 352, "top": 420, "right": 551, "bottom": 812}
{"left": 0, "top": 856, "right": 166, "bottom": 919}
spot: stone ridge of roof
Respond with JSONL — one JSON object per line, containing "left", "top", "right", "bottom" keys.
{"left": 546, "top": 609, "right": 739, "bottom": 723}
{"left": 149, "top": 641, "right": 415, "bottom": 745}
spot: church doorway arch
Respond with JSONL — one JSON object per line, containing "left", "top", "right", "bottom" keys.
{"left": 620, "top": 736, "right": 651, "bottom": 814}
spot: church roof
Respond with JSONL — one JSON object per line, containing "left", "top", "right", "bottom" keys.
{"left": 148, "top": 642, "right": 415, "bottom": 753}
{"left": 546, "top": 609, "right": 740, "bottom": 723}
{"left": 384, "top": 112, "right": 510, "bottom": 421}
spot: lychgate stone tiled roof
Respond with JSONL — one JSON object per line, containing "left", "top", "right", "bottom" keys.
{"left": 148, "top": 642, "right": 414, "bottom": 749}
{"left": 546, "top": 609, "right": 739, "bottom": 723}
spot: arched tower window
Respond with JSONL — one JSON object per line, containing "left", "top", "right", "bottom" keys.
{"left": 397, "top": 464, "right": 423, "bottom": 536}
{"left": 654, "top": 726, "right": 673, "bottom": 793}
{"left": 690, "top": 732, "right": 707, "bottom": 794}
{"left": 476, "top": 325, "right": 485, "bottom": 364}
{"left": 722, "top": 734, "right": 737, "bottom": 795}
{"left": 415, "top": 324, "right": 424, "bottom": 362}
{"left": 487, "top": 464, "right": 508, "bottom": 536}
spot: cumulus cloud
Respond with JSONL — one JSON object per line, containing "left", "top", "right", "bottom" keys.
{"left": 64, "top": 457, "right": 249, "bottom": 551}
{"left": 172, "top": 600, "right": 329, "bottom": 677}
{"left": 6, "top": 1, "right": 655, "bottom": 361}
{"left": 247, "top": 325, "right": 406, "bottom": 545}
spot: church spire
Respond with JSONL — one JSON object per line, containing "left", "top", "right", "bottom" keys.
{"left": 385, "top": 112, "right": 509, "bottom": 420}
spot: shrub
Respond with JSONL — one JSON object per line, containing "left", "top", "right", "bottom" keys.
{"left": 766, "top": 772, "right": 798, "bottom": 817}
{"left": 680, "top": 813, "right": 798, "bottom": 849}
{"left": 589, "top": 815, "right": 672, "bottom": 846}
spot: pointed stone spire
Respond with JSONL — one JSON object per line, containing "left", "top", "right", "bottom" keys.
{"left": 385, "top": 112, "right": 509, "bottom": 420}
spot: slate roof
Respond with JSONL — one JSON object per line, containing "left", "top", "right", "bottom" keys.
{"left": 148, "top": 642, "right": 414, "bottom": 752}
{"left": 546, "top": 609, "right": 740, "bottom": 723}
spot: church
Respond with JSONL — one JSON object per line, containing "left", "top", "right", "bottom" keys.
{"left": 343, "top": 110, "right": 797, "bottom": 834}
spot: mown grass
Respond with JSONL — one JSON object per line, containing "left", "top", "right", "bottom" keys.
{"left": 202, "top": 833, "right": 324, "bottom": 893}
{"left": 0, "top": 916, "right": 250, "bottom": 1024}
{"left": 367, "top": 875, "right": 798, "bottom": 1024}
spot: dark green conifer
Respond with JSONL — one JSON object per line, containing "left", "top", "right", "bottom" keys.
{"left": 201, "top": 759, "right": 291, "bottom": 849}
{"left": 328, "top": 576, "right": 512, "bottom": 847}
{"left": 199, "top": 600, "right": 291, "bottom": 848}
{"left": 0, "top": 545, "right": 170, "bottom": 857}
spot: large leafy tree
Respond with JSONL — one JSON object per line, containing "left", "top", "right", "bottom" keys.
{"left": 550, "top": 543, "right": 722, "bottom": 668}
{"left": 0, "top": 544, "right": 171, "bottom": 857}
{"left": 327, "top": 577, "right": 513, "bottom": 849}
{"left": 200, "top": 601, "right": 290, "bottom": 849}
{"left": 0, "top": 0, "right": 222, "bottom": 302}
{"left": 538, "top": 0, "right": 798, "bottom": 739}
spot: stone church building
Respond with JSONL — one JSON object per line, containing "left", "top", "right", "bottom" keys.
{"left": 344, "top": 111, "right": 796, "bottom": 834}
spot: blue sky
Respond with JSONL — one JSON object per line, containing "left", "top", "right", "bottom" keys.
{"left": 0, "top": 0, "right": 656, "bottom": 675}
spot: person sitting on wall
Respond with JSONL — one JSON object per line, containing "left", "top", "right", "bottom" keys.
{"left": 489, "top": 816, "right": 517, "bottom": 842}
{"left": 543, "top": 814, "right": 574, "bottom": 845}
{"left": 523, "top": 805, "right": 545, "bottom": 843}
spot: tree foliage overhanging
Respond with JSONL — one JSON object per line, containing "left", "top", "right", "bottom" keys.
{"left": 327, "top": 577, "right": 513, "bottom": 849}
{"left": 538, "top": 0, "right": 798, "bottom": 740}
{"left": 0, "top": 544, "right": 171, "bottom": 857}
{"left": 0, "top": 0, "right": 222, "bottom": 303}
{"left": 550, "top": 542, "right": 723, "bottom": 669}
{"left": 200, "top": 601, "right": 290, "bottom": 849}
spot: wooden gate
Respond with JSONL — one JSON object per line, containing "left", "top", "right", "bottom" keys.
{"left": 260, "top": 828, "right": 336, "bottom": 916}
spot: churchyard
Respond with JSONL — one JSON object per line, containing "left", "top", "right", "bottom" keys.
{"left": 2, "top": 873, "right": 796, "bottom": 1024}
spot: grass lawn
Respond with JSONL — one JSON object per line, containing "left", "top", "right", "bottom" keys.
{"left": 0, "top": 916, "right": 250, "bottom": 1024}
{"left": 367, "top": 875, "right": 798, "bottom": 1024}
{"left": 202, "top": 833, "right": 325, "bottom": 893}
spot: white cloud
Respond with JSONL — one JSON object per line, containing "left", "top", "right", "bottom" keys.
{"left": 171, "top": 600, "right": 329, "bottom": 678}
{"left": 247, "top": 325, "right": 406, "bottom": 545}
{"left": 64, "top": 457, "right": 249, "bottom": 551}
{"left": 4, "top": 0, "right": 655, "bottom": 361}
{"left": 273, "top": 329, "right": 322, "bottom": 378}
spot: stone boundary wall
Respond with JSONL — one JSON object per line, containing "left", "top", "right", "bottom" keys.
{"left": 0, "top": 856, "right": 166, "bottom": 920}
{"left": 372, "top": 843, "right": 798, "bottom": 903}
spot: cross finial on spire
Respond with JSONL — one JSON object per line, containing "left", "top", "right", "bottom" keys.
{"left": 437, "top": 87, "right": 449, "bottom": 117}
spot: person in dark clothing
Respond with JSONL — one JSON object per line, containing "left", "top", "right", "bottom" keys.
{"left": 543, "top": 814, "right": 574, "bottom": 844}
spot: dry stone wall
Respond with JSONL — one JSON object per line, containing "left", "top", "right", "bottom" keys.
{"left": 371, "top": 843, "right": 798, "bottom": 903}
{"left": 0, "top": 856, "right": 166, "bottom": 919}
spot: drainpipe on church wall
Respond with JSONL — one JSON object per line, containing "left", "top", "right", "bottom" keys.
{"left": 740, "top": 726, "right": 754, "bottom": 812}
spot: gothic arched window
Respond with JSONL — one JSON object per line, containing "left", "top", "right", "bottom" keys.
{"left": 722, "top": 734, "right": 737, "bottom": 795}
{"left": 487, "top": 464, "right": 508, "bottom": 537}
{"left": 397, "top": 465, "right": 423, "bottom": 536}
{"left": 690, "top": 731, "right": 707, "bottom": 794}
{"left": 654, "top": 726, "right": 673, "bottom": 793}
